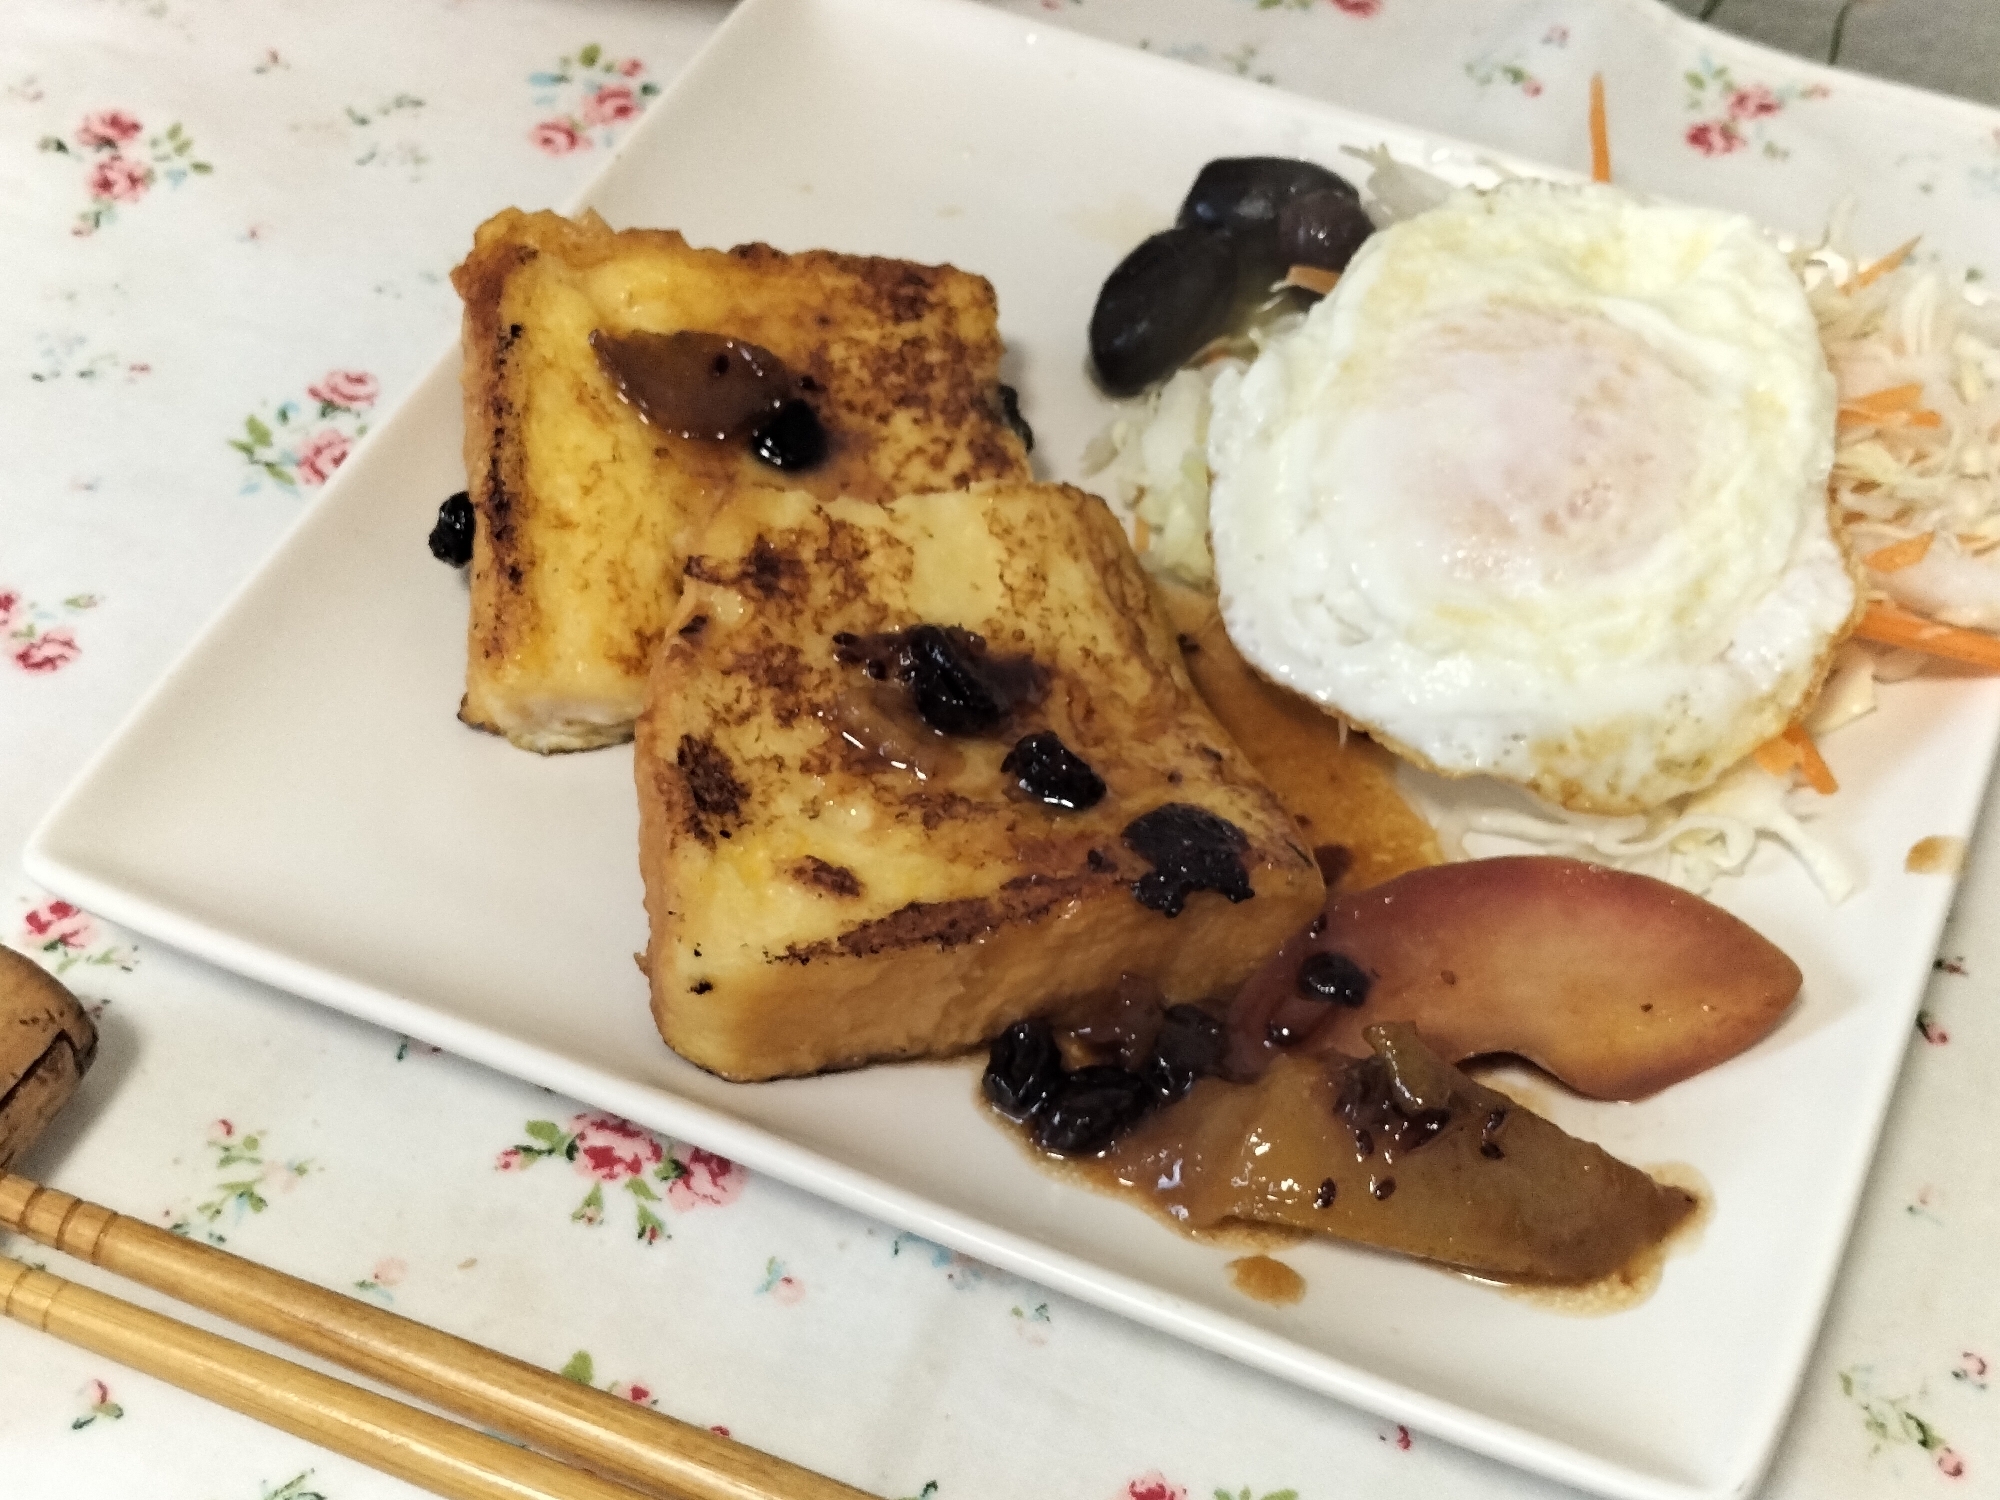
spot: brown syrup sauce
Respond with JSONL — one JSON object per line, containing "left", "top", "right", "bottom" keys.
{"left": 1227, "top": 1254, "right": 1307, "bottom": 1305}
{"left": 973, "top": 1005, "right": 1702, "bottom": 1306}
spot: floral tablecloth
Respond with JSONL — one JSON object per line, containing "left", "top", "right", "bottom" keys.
{"left": 3, "top": 3, "right": 1996, "bottom": 1498}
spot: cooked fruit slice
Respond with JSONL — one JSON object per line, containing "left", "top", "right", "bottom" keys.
{"left": 1153, "top": 579, "right": 1440, "bottom": 891}
{"left": 1100, "top": 1024, "right": 1696, "bottom": 1285}
{"left": 450, "top": 208, "right": 1030, "bottom": 752}
{"left": 1230, "top": 856, "right": 1802, "bottom": 1099}
{"left": 635, "top": 482, "right": 1325, "bottom": 1081}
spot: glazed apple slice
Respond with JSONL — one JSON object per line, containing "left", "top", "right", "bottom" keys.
{"left": 1102, "top": 1023, "right": 1696, "bottom": 1285}
{"left": 1228, "top": 856, "right": 1802, "bottom": 1100}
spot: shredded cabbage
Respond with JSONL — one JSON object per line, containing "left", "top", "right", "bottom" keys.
{"left": 1082, "top": 362, "right": 1235, "bottom": 587}
{"left": 1397, "top": 758, "right": 1860, "bottom": 903}
{"left": 1803, "top": 231, "right": 2000, "bottom": 627}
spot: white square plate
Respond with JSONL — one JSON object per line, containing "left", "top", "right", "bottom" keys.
{"left": 28, "top": 1, "right": 2000, "bottom": 1495}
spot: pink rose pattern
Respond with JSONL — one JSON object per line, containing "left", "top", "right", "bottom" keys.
{"left": 757, "top": 1256, "right": 805, "bottom": 1303}
{"left": 4, "top": 590, "right": 101, "bottom": 676}
{"left": 1838, "top": 1364, "right": 1969, "bottom": 1478}
{"left": 160, "top": 1121, "right": 316, "bottom": 1246}
{"left": 1681, "top": 58, "right": 1828, "bottom": 159}
{"left": 307, "top": 369, "right": 378, "bottom": 407}
{"left": 77, "top": 109, "right": 141, "bottom": 148}
{"left": 558, "top": 1351, "right": 666, "bottom": 1413}
{"left": 500, "top": 1111, "right": 747, "bottom": 1243}
{"left": 1248, "top": 0, "right": 1383, "bottom": 11}
{"left": 531, "top": 118, "right": 584, "bottom": 155}
{"left": 70, "top": 1378, "right": 125, "bottom": 1431}
{"left": 1464, "top": 23, "right": 1566, "bottom": 97}
{"left": 527, "top": 44, "right": 660, "bottom": 155}
{"left": 229, "top": 369, "right": 377, "bottom": 491}
{"left": 38, "top": 111, "right": 210, "bottom": 234}
{"left": 667, "top": 1147, "right": 746, "bottom": 1210}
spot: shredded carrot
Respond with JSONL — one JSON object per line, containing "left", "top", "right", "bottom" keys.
{"left": 1841, "top": 382, "right": 1926, "bottom": 417}
{"left": 1283, "top": 265, "right": 1341, "bottom": 296}
{"left": 1588, "top": 74, "right": 1611, "bottom": 184}
{"left": 1836, "top": 383, "right": 1933, "bottom": 431}
{"left": 1133, "top": 516, "right": 1152, "bottom": 553}
{"left": 1783, "top": 723, "right": 1838, "bottom": 795}
{"left": 1753, "top": 734, "right": 1802, "bottom": 779}
{"left": 1854, "top": 601, "right": 2000, "bottom": 671}
{"left": 1863, "top": 533, "right": 1935, "bottom": 572}
{"left": 1755, "top": 725, "right": 1837, "bottom": 793}
{"left": 1847, "top": 236, "right": 1920, "bottom": 292}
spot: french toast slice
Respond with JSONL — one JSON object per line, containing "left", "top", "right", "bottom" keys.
{"left": 634, "top": 481, "right": 1325, "bottom": 1081}
{"left": 451, "top": 208, "right": 1031, "bottom": 752}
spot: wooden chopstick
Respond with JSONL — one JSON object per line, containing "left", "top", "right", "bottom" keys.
{"left": 0, "top": 1174, "right": 877, "bottom": 1500}
{"left": 0, "top": 1253, "right": 651, "bottom": 1500}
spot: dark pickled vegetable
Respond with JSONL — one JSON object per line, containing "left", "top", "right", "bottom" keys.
{"left": 1144, "top": 1004, "right": 1227, "bottom": 1103}
{"left": 1297, "top": 950, "right": 1371, "bottom": 1008}
{"left": 1035, "top": 1064, "right": 1154, "bottom": 1154}
{"left": 1122, "top": 802, "right": 1254, "bottom": 917}
{"left": 428, "top": 491, "right": 474, "bottom": 566}
{"left": 1088, "top": 157, "right": 1372, "bottom": 400}
{"left": 1003, "top": 731, "right": 1106, "bottom": 811}
{"left": 1088, "top": 225, "right": 1239, "bottom": 397}
{"left": 997, "top": 383, "right": 1034, "bottom": 452}
{"left": 590, "top": 328, "right": 793, "bottom": 439}
{"left": 1179, "top": 157, "right": 1364, "bottom": 285}
{"left": 984, "top": 1019, "right": 1064, "bottom": 1122}
{"left": 749, "top": 398, "right": 827, "bottom": 471}
{"left": 1277, "top": 187, "right": 1375, "bottom": 273}
{"left": 1177, "top": 156, "right": 1358, "bottom": 241}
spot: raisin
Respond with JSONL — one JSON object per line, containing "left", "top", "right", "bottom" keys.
{"left": 984, "top": 1019, "right": 1064, "bottom": 1122}
{"left": 1121, "top": 803, "right": 1253, "bottom": 917}
{"left": 1314, "top": 1177, "right": 1337, "bottom": 1209}
{"left": 1298, "top": 950, "right": 1372, "bottom": 1008}
{"left": 1033, "top": 1065, "right": 1154, "bottom": 1154}
{"left": 833, "top": 624, "right": 1045, "bottom": 736}
{"left": 902, "top": 624, "right": 1006, "bottom": 735}
{"left": 428, "top": 491, "right": 474, "bottom": 566}
{"left": 1143, "top": 1003, "right": 1226, "bottom": 1103}
{"left": 1002, "top": 730, "right": 1106, "bottom": 810}
{"left": 750, "top": 398, "right": 827, "bottom": 471}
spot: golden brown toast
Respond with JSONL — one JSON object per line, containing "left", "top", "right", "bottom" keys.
{"left": 634, "top": 481, "right": 1325, "bottom": 1081}
{"left": 451, "top": 208, "right": 1031, "bottom": 751}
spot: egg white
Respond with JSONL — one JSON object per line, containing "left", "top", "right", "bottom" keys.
{"left": 1207, "top": 179, "right": 1854, "bottom": 814}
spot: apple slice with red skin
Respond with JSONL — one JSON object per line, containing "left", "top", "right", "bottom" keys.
{"left": 1227, "top": 856, "right": 1802, "bottom": 1100}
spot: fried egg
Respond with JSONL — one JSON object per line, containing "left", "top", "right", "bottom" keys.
{"left": 1206, "top": 179, "right": 1854, "bottom": 815}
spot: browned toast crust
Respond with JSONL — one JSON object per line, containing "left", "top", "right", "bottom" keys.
{"left": 451, "top": 209, "right": 1030, "bottom": 752}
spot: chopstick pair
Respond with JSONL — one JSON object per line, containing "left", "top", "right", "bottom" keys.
{"left": 0, "top": 1173, "right": 876, "bottom": 1500}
